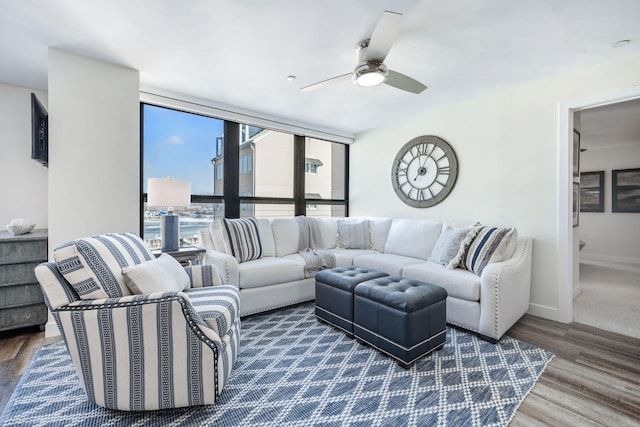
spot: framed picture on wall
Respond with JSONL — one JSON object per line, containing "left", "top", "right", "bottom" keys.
{"left": 580, "top": 171, "right": 604, "bottom": 212}
{"left": 572, "top": 129, "right": 580, "bottom": 177}
{"left": 573, "top": 182, "right": 579, "bottom": 227}
{"left": 612, "top": 168, "right": 640, "bottom": 212}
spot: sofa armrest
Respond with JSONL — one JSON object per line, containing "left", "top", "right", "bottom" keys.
{"left": 203, "top": 249, "right": 239, "bottom": 288}
{"left": 478, "top": 237, "right": 533, "bottom": 340}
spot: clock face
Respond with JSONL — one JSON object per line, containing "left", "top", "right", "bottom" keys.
{"left": 391, "top": 135, "right": 458, "bottom": 208}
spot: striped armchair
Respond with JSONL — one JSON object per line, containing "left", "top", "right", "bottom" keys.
{"left": 34, "top": 232, "right": 240, "bottom": 411}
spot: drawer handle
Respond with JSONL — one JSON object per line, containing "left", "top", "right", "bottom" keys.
{"left": 24, "top": 311, "right": 31, "bottom": 319}
{"left": 25, "top": 287, "right": 31, "bottom": 296}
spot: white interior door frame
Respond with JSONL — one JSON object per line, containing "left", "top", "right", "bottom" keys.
{"left": 557, "top": 85, "right": 640, "bottom": 323}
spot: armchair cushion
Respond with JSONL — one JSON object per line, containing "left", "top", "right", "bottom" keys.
{"left": 53, "top": 232, "right": 155, "bottom": 299}
{"left": 122, "top": 253, "right": 190, "bottom": 294}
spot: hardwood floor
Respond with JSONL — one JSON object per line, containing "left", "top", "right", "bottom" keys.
{"left": 0, "top": 326, "right": 61, "bottom": 414}
{"left": 508, "top": 315, "right": 640, "bottom": 426}
{"left": 0, "top": 316, "right": 638, "bottom": 425}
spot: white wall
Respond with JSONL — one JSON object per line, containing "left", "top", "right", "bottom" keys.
{"left": 580, "top": 143, "right": 640, "bottom": 264}
{"left": 0, "top": 83, "right": 48, "bottom": 229}
{"left": 350, "top": 52, "right": 640, "bottom": 321}
{"left": 47, "top": 49, "right": 140, "bottom": 256}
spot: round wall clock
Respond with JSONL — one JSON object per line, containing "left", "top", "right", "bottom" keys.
{"left": 391, "top": 135, "right": 458, "bottom": 208}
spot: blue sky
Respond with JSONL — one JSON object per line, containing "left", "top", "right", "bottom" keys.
{"left": 143, "top": 104, "right": 224, "bottom": 195}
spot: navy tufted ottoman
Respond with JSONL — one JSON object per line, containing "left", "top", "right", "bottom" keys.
{"left": 354, "top": 276, "right": 447, "bottom": 368}
{"left": 315, "top": 266, "right": 388, "bottom": 336}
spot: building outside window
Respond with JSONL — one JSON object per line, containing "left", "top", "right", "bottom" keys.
{"left": 305, "top": 158, "right": 322, "bottom": 174}
{"left": 142, "top": 103, "right": 349, "bottom": 248}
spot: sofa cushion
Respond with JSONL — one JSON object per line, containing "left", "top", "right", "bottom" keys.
{"left": 315, "top": 218, "right": 338, "bottom": 249}
{"left": 221, "top": 217, "right": 263, "bottom": 263}
{"left": 451, "top": 226, "right": 518, "bottom": 275}
{"left": 210, "top": 220, "right": 227, "bottom": 252}
{"left": 53, "top": 232, "right": 155, "bottom": 299}
{"left": 402, "top": 262, "right": 481, "bottom": 302}
{"left": 271, "top": 218, "right": 300, "bottom": 257}
{"left": 198, "top": 228, "right": 216, "bottom": 251}
{"left": 360, "top": 217, "right": 393, "bottom": 252}
{"left": 383, "top": 218, "right": 442, "bottom": 260}
{"left": 122, "top": 253, "right": 190, "bottom": 294}
{"left": 353, "top": 253, "right": 425, "bottom": 276}
{"left": 238, "top": 257, "right": 304, "bottom": 289}
{"left": 337, "top": 219, "right": 371, "bottom": 249}
{"left": 329, "top": 249, "right": 380, "bottom": 267}
{"left": 428, "top": 225, "right": 473, "bottom": 266}
{"left": 256, "top": 218, "right": 276, "bottom": 257}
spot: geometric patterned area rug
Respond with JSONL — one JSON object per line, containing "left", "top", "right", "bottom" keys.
{"left": 0, "top": 303, "right": 553, "bottom": 427}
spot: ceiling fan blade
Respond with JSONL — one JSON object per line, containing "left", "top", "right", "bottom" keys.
{"left": 365, "top": 11, "right": 403, "bottom": 62}
{"left": 301, "top": 73, "right": 352, "bottom": 92}
{"left": 385, "top": 70, "right": 427, "bottom": 94}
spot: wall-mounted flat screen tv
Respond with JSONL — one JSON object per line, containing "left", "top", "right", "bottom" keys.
{"left": 31, "top": 93, "right": 48, "bottom": 167}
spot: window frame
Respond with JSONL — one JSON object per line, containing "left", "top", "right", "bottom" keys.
{"left": 140, "top": 102, "right": 349, "bottom": 239}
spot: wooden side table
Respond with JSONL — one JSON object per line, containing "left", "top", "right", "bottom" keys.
{"left": 153, "top": 247, "right": 206, "bottom": 266}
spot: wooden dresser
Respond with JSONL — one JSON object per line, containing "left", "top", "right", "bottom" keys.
{"left": 0, "top": 229, "right": 48, "bottom": 332}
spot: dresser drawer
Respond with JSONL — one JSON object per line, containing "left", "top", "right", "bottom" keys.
{"left": 0, "top": 239, "right": 47, "bottom": 265}
{"left": 0, "top": 304, "right": 47, "bottom": 331}
{"left": 0, "top": 261, "right": 40, "bottom": 286}
{"left": 0, "top": 283, "right": 44, "bottom": 309}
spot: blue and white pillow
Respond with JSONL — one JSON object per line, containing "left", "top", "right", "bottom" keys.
{"left": 449, "top": 226, "right": 517, "bottom": 275}
{"left": 54, "top": 232, "right": 155, "bottom": 300}
{"left": 221, "top": 217, "right": 263, "bottom": 263}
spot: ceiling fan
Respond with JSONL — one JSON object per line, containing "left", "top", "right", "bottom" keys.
{"left": 301, "top": 11, "right": 427, "bottom": 94}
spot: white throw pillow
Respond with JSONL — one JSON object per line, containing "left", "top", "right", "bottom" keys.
{"left": 337, "top": 219, "right": 372, "bottom": 249}
{"left": 383, "top": 218, "right": 443, "bottom": 260}
{"left": 271, "top": 218, "right": 300, "bottom": 257}
{"left": 315, "top": 217, "right": 338, "bottom": 249}
{"left": 429, "top": 225, "right": 473, "bottom": 265}
{"left": 122, "top": 253, "right": 190, "bottom": 295}
{"left": 256, "top": 218, "right": 276, "bottom": 257}
{"left": 360, "top": 217, "right": 393, "bottom": 252}
{"left": 210, "top": 220, "right": 228, "bottom": 253}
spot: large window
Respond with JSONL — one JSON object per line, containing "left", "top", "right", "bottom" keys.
{"left": 141, "top": 103, "right": 349, "bottom": 248}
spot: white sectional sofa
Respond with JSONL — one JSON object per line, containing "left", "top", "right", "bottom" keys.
{"left": 198, "top": 216, "right": 532, "bottom": 341}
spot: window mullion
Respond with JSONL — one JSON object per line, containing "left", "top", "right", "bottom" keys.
{"left": 224, "top": 121, "right": 240, "bottom": 218}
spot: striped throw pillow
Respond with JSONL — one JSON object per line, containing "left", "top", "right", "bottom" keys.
{"left": 459, "top": 226, "right": 517, "bottom": 275}
{"left": 221, "top": 217, "right": 263, "bottom": 263}
{"left": 54, "top": 232, "right": 155, "bottom": 299}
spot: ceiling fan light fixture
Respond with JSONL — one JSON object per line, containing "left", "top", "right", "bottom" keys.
{"left": 353, "top": 62, "right": 388, "bottom": 87}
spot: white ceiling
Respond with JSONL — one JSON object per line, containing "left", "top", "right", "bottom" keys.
{"left": 1, "top": 0, "right": 640, "bottom": 136}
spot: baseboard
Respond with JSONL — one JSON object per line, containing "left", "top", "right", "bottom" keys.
{"left": 580, "top": 253, "right": 640, "bottom": 266}
{"left": 44, "top": 319, "right": 61, "bottom": 338}
{"left": 527, "top": 303, "right": 558, "bottom": 321}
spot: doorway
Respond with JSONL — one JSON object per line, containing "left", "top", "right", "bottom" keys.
{"left": 572, "top": 99, "right": 640, "bottom": 339}
{"left": 558, "top": 86, "right": 640, "bottom": 325}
